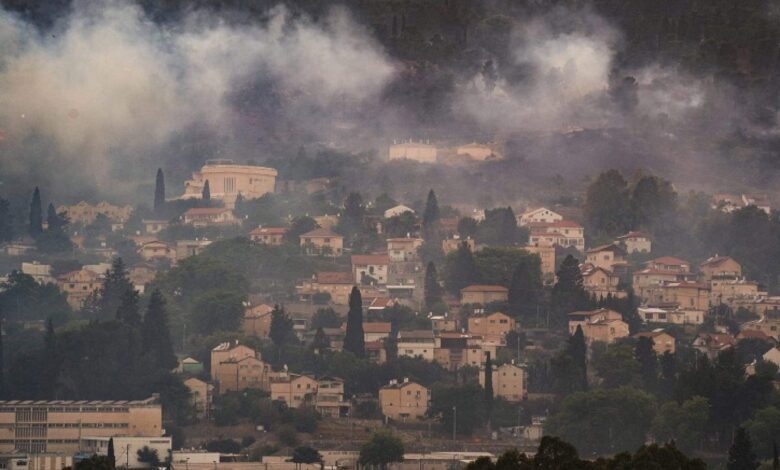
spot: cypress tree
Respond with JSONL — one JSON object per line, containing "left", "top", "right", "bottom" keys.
{"left": 269, "top": 305, "right": 294, "bottom": 362}
{"left": 484, "top": 351, "right": 494, "bottom": 417}
{"left": 0, "top": 198, "right": 12, "bottom": 242}
{"left": 567, "top": 325, "right": 588, "bottom": 390}
{"left": 43, "top": 318, "right": 58, "bottom": 397}
{"left": 727, "top": 427, "right": 759, "bottom": 470}
{"left": 635, "top": 336, "right": 658, "bottom": 390}
{"left": 116, "top": 288, "right": 141, "bottom": 326}
{"left": 422, "top": 189, "right": 440, "bottom": 240}
{"left": 29, "top": 187, "right": 42, "bottom": 237}
{"left": 108, "top": 437, "right": 116, "bottom": 470}
{"left": 0, "top": 313, "right": 4, "bottom": 399}
{"left": 141, "top": 289, "right": 177, "bottom": 371}
{"left": 772, "top": 441, "right": 778, "bottom": 470}
{"left": 154, "top": 168, "right": 165, "bottom": 213}
{"left": 202, "top": 180, "right": 211, "bottom": 201}
{"left": 311, "top": 326, "right": 330, "bottom": 354}
{"left": 344, "top": 286, "right": 365, "bottom": 358}
{"left": 424, "top": 262, "right": 443, "bottom": 311}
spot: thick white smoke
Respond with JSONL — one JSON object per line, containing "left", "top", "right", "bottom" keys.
{"left": 0, "top": 2, "right": 396, "bottom": 199}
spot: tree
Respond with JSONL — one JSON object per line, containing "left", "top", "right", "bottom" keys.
{"left": 310, "top": 326, "right": 330, "bottom": 353}
{"left": 444, "top": 242, "right": 479, "bottom": 295}
{"left": 202, "top": 180, "right": 211, "bottom": 201}
{"left": 423, "top": 262, "right": 443, "bottom": 311}
{"left": 136, "top": 446, "right": 160, "bottom": 467}
{"left": 75, "top": 455, "right": 113, "bottom": 470}
{"left": 584, "top": 169, "right": 630, "bottom": 237}
{"left": 285, "top": 216, "right": 319, "bottom": 245}
{"left": 593, "top": 342, "right": 640, "bottom": 388}
{"left": 422, "top": 189, "right": 440, "bottom": 240}
{"left": 651, "top": 396, "right": 710, "bottom": 453}
{"left": 544, "top": 386, "right": 656, "bottom": 455}
{"left": 29, "top": 187, "right": 42, "bottom": 237}
{"left": 476, "top": 207, "right": 524, "bottom": 246}
{"left": 551, "top": 255, "right": 589, "bottom": 322}
{"left": 568, "top": 326, "right": 588, "bottom": 390}
{"left": 0, "top": 198, "right": 13, "bottom": 242}
{"left": 533, "top": 436, "right": 580, "bottom": 469}
{"left": 728, "top": 427, "right": 759, "bottom": 470}
{"left": 635, "top": 336, "right": 658, "bottom": 390}
{"left": 484, "top": 351, "right": 494, "bottom": 419}
{"left": 359, "top": 431, "right": 404, "bottom": 469}
{"left": 269, "top": 305, "right": 294, "bottom": 361}
{"left": 291, "top": 446, "right": 322, "bottom": 467}
{"left": 458, "top": 217, "right": 478, "bottom": 239}
{"left": 46, "top": 203, "right": 66, "bottom": 232}
{"left": 508, "top": 256, "right": 542, "bottom": 319}
{"left": 141, "top": 289, "right": 177, "bottom": 371}
{"left": 115, "top": 288, "right": 141, "bottom": 326}
{"left": 107, "top": 437, "right": 116, "bottom": 469}
{"left": 430, "top": 383, "right": 486, "bottom": 436}
{"left": 343, "top": 287, "right": 365, "bottom": 358}
{"left": 154, "top": 168, "right": 165, "bottom": 213}
{"left": 743, "top": 406, "right": 780, "bottom": 459}
{"left": 311, "top": 308, "right": 341, "bottom": 329}
{"left": 97, "top": 258, "right": 134, "bottom": 318}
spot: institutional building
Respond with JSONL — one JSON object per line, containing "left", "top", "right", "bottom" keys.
{"left": 0, "top": 396, "right": 162, "bottom": 454}
{"left": 181, "top": 160, "right": 277, "bottom": 208}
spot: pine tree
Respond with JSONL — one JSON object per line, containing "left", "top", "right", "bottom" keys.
{"left": 202, "top": 180, "right": 211, "bottom": 201}
{"left": 424, "top": 262, "right": 443, "bottom": 311}
{"left": 46, "top": 204, "right": 59, "bottom": 231}
{"left": 116, "top": 288, "right": 141, "bottom": 326}
{"left": 484, "top": 351, "right": 494, "bottom": 418}
{"left": 154, "top": 168, "right": 165, "bottom": 213}
{"left": 141, "top": 289, "right": 177, "bottom": 371}
{"left": 727, "top": 427, "right": 759, "bottom": 470}
{"left": 98, "top": 258, "right": 133, "bottom": 318}
{"left": 446, "top": 241, "right": 479, "bottom": 295}
{"left": 269, "top": 305, "right": 294, "bottom": 362}
{"left": 29, "top": 187, "right": 42, "bottom": 237}
{"left": 344, "top": 286, "right": 365, "bottom": 358}
{"left": 108, "top": 437, "right": 116, "bottom": 470}
{"left": 567, "top": 326, "right": 588, "bottom": 390}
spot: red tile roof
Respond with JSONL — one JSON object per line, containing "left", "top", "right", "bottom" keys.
{"left": 460, "top": 285, "right": 509, "bottom": 293}
{"left": 302, "top": 228, "right": 342, "bottom": 238}
{"left": 316, "top": 272, "right": 353, "bottom": 284}
{"left": 250, "top": 227, "right": 288, "bottom": 235}
{"left": 363, "top": 322, "right": 392, "bottom": 334}
{"left": 351, "top": 254, "right": 390, "bottom": 265}
{"left": 184, "top": 207, "right": 232, "bottom": 216}
{"left": 647, "top": 256, "right": 690, "bottom": 266}
{"left": 700, "top": 255, "right": 736, "bottom": 267}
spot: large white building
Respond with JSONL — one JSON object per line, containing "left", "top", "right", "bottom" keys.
{"left": 182, "top": 160, "right": 277, "bottom": 208}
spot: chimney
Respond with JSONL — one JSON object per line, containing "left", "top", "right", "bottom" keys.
{"left": 403, "top": 377, "right": 409, "bottom": 383}
{"left": 389, "top": 379, "right": 397, "bottom": 385}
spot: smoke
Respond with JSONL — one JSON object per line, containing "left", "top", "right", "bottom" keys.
{"left": 0, "top": 2, "right": 396, "bottom": 202}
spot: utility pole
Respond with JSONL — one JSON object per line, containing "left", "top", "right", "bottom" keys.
{"left": 452, "top": 406, "right": 457, "bottom": 440}
{"left": 126, "top": 444, "right": 130, "bottom": 469}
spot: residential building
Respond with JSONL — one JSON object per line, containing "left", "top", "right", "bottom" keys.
{"left": 431, "top": 315, "right": 457, "bottom": 333}
{"left": 210, "top": 342, "right": 257, "bottom": 381}
{"left": 313, "top": 215, "right": 339, "bottom": 230}
{"left": 383, "top": 205, "right": 415, "bottom": 219}
{"left": 456, "top": 142, "right": 499, "bottom": 161}
{"left": 524, "top": 242, "right": 557, "bottom": 283}
{"left": 527, "top": 221, "right": 584, "bottom": 250}
{"left": 129, "top": 263, "right": 156, "bottom": 294}
{"left": 633, "top": 329, "right": 676, "bottom": 355}
{"left": 21, "top": 262, "right": 54, "bottom": 284}
{"left": 741, "top": 317, "right": 780, "bottom": 341}
{"left": 460, "top": 285, "right": 509, "bottom": 305}
{"left": 581, "top": 264, "right": 625, "bottom": 300}
{"left": 568, "top": 309, "right": 629, "bottom": 344}
{"left": 242, "top": 304, "right": 274, "bottom": 338}
{"left": 0, "top": 396, "right": 162, "bottom": 453}
{"left": 712, "top": 193, "right": 770, "bottom": 214}
{"left": 467, "top": 312, "right": 515, "bottom": 338}
{"left": 585, "top": 244, "right": 627, "bottom": 271}
{"left": 397, "top": 330, "right": 435, "bottom": 361}
{"left": 379, "top": 379, "right": 430, "bottom": 421}
{"left": 480, "top": 362, "right": 527, "bottom": 402}
{"left": 633, "top": 268, "right": 696, "bottom": 302}
{"left": 313, "top": 377, "right": 350, "bottom": 417}
{"left": 693, "top": 333, "right": 736, "bottom": 359}
{"left": 352, "top": 254, "right": 389, "bottom": 285}
{"left": 644, "top": 256, "right": 691, "bottom": 273}
{"left": 176, "top": 357, "right": 204, "bottom": 375}
{"left": 297, "top": 272, "right": 354, "bottom": 305}
{"left": 700, "top": 256, "right": 742, "bottom": 283}
{"left": 81, "top": 436, "right": 171, "bottom": 469}
{"left": 175, "top": 239, "right": 212, "bottom": 262}
{"left": 763, "top": 347, "right": 780, "bottom": 368}
{"left": 388, "top": 141, "right": 437, "bottom": 163}
{"left": 638, "top": 307, "right": 705, "bottom": 325}
{"left": 642, "top": 281, "right": 711, "bottom": 310}
{"left": 57, "top": 201, "right": 133, "bottom": 226}
{"left": 300, "top": 228, "right": 343, "bottom": 256}
{"left": 142, "top": 219, "right": 169, "bottom": 235}
{"left": 213, "top": 355, "right": 269, "bottom": 395}
{"left": 442, "top": 236, "right": 475, "bottom": 255}
{"left": 363, "top": 322, "right": 392, "bottom": 342}
{"left": 57, "top": 269, "right": 102, "bottom": 309}
{"left": 182, "top": 208, "right": 239, "bottom": 227}
{"left": 518, "top": 208, "right": 563, "bottom": 226}
{"left": 250, "top": 227, "right": 288, "bottom": 245}
{"left": 138, "top": 240, "right": 175, "bottom": 262}
{"left": 615, "top": 231, "right": 651, "bottom": 254}
{"left": 710, "top": 278, "right": 759, "bottom": 307}
{"left": 270, "top": 374, "right": 318, "bottom": 409}
{"left": 387, "top": 237, "right": 424, "bottom": 262}
{"left": 181, "top": 160, "right": 277, "bottom": 208}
